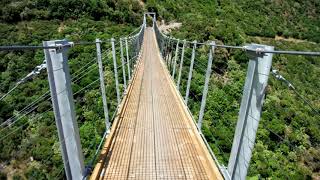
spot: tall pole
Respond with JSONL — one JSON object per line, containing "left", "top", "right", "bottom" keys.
{"left": 197, "top": 42, "right": 215, "bottom": 130}
{"left": 111, "top": 38, "right": 121, "bottom": 105}
{"left": 168, "top": 39, "right": 175, "bottom": 71}
{"left": 96, "top": 39, "right": 110, "bottom": 130}
{"left": 177, "top": 40, "right": 186, "bottom": 90}
{"left": 44, "top": 40, "right": 84, "bottom": 180}
{"left": 160, "top": 36, "right": 165, "bottom": 56}
{"left": 165, "top": 38, "right": 172, "bottom": 66}
{"left": 134, "top": 36, "right": 138, "bottom": 57}
{"left": 120, "top": 38, "right": 127, "bottom": 90}
{"left": 185, "top": 41, "right": 197, "bottom": 105}
{"left": 136, "top": 36, "right": 140, "bottom": 57}
{"left": 172, "top": 40, "right": 180, "bottom": 79}
{"left": 125, "top": 38, "right": 131, "bottom": 80}
{"left": 228, "top": 44, "right": 274, "bottom": 180}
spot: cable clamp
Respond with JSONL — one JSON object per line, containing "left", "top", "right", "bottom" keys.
{"left": 55, "top": 44, "right": 63, "bottom": 51}
{"left": 255, "top": 48, "right": 265, "bottom": 55}
{"left": 69, "top": 42, "right": 74, "bottom": 48}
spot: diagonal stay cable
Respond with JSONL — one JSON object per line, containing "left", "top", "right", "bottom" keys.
{"left": 0, "top": 84, "right": 19, "bottom": 101}
{"left": 2, "top": 76, "right": 112, "bottom": 179}
{"left": 0, "top": 39, "right": 118, "bottom": 102}
{"left": 0, "top": 75, "right": 104, "bottom": 141}
{"left": 0, "top": 62, "right": 106, "bottom": 133}
{"left": 0, "top": 107, "right": 54, "bottom": 142}
{"left": 271, "top": 68, "right": 320, "bottom": 115}
{"left": 0, "top": 63, "right": 97, "bottom": 129}
{"left": 0, "top": 92, "right": 51, "bottom": 127}
{"left": 0, "top": 29, "right": 137, "bottom": 134}
{"left": 0, "top": 42, "right": 120, "bottom": 128}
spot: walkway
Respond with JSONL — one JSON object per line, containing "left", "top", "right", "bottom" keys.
{"left": 90, "top": 27, "right": 222, "bottom": 180}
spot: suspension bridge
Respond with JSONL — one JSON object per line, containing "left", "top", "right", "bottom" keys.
{"left": 0, "top": 13, "right": 319, "bottom": 180}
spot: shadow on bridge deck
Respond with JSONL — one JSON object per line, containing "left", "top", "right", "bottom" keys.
{"left": 90, "top": 27, "right": 223, "bottom": 180}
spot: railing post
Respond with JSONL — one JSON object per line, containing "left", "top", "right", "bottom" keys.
{"left": 120, "top": 38, "right": 127, "bottom": 90}
{"left": 177, "top": 39, "right": 186, "bottom": 90}
{"left": 164, "top": 37, "right": 167, "bottom": 63}
{"left": 140, "top": 27, "right": 144, "bottom": 48}
{"left": 168, "top": 39, "right": 175, "bottom": 71}
{"left": 228, "top": 44, "right": 274, "bottom": 180}
{"left": 160, "top": 37, "right": 165, "bottom": 56}
{"left": 96, "top": 39, "right": 110, "bottom": 130}
{"left": 166, "top": 38, "right": 172, "bottom": 67}
{"left": 163, "top": 37, "right": 169, "bottom": 63}
{"left": 111, "top": 38, "right": 121, "bottom": 105}
{"left": 185, "top": 41, "right": 197, "bottom": 105}
{"left": 143, "top": 14, "right": 147, "bottom": 28}
{"left": 125, "top": 37, "right": 131, "bottom": 80}
{"left": 44, "top": 40, "right": 84, "bottom": 180}
{"left": 197, "top": 41, "right": 215, "bottom": 130}
{"left": 137, "top": 36, "right": 140, "bottom": 57}
{"left": 172, "top": 39, "right": 180, "bottom": 78}
{"left": 152, "top": 13, "right": 156, "bottom": 28}
{"left": 132, "top": 37, "right": 137, "bottom": 57}
{"left": 135, "top": 37, "right": 139, "bottom": 57}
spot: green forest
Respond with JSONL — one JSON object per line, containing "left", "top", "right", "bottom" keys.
{"left": 0, "top": 0, "right": 319, "bottom": 179}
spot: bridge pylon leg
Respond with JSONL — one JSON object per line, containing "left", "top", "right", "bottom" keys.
{"left": 228, "top": 44, "right": 274, "bottom": 180}
{"left": 44, "top": 40, "right": 84, "bottom": 180}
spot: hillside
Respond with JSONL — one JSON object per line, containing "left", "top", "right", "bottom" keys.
{"left": 1, "top": 0, "right": 319, "bottom": 179}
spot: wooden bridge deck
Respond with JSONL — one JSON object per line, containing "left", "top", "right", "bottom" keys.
{"left": 90, "top": 28, "right": 223, "bottom": 180}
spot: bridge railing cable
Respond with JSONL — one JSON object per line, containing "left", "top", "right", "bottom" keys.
{"left": 153, "top": 27, "right": 232, "bottom": 177}
{"left": 156, "top": 20, "right": 320, "bottom": 179}
{"left": 82, "top": 24, "right": 146, "bottom": 178}
{"left": 0, "top": 28, "right": 141, "bottom": 103}
{"left": 0, "top": 41, "right": 117, "bottom": 129}
{"left": 0, "top": 20, "right": 146, "bottom": 179}
{"left": 0, "top": 36, "right": 138, "bottom": 125}
{"left": 169, "top": 38, "right": 320, "bottom": 57}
